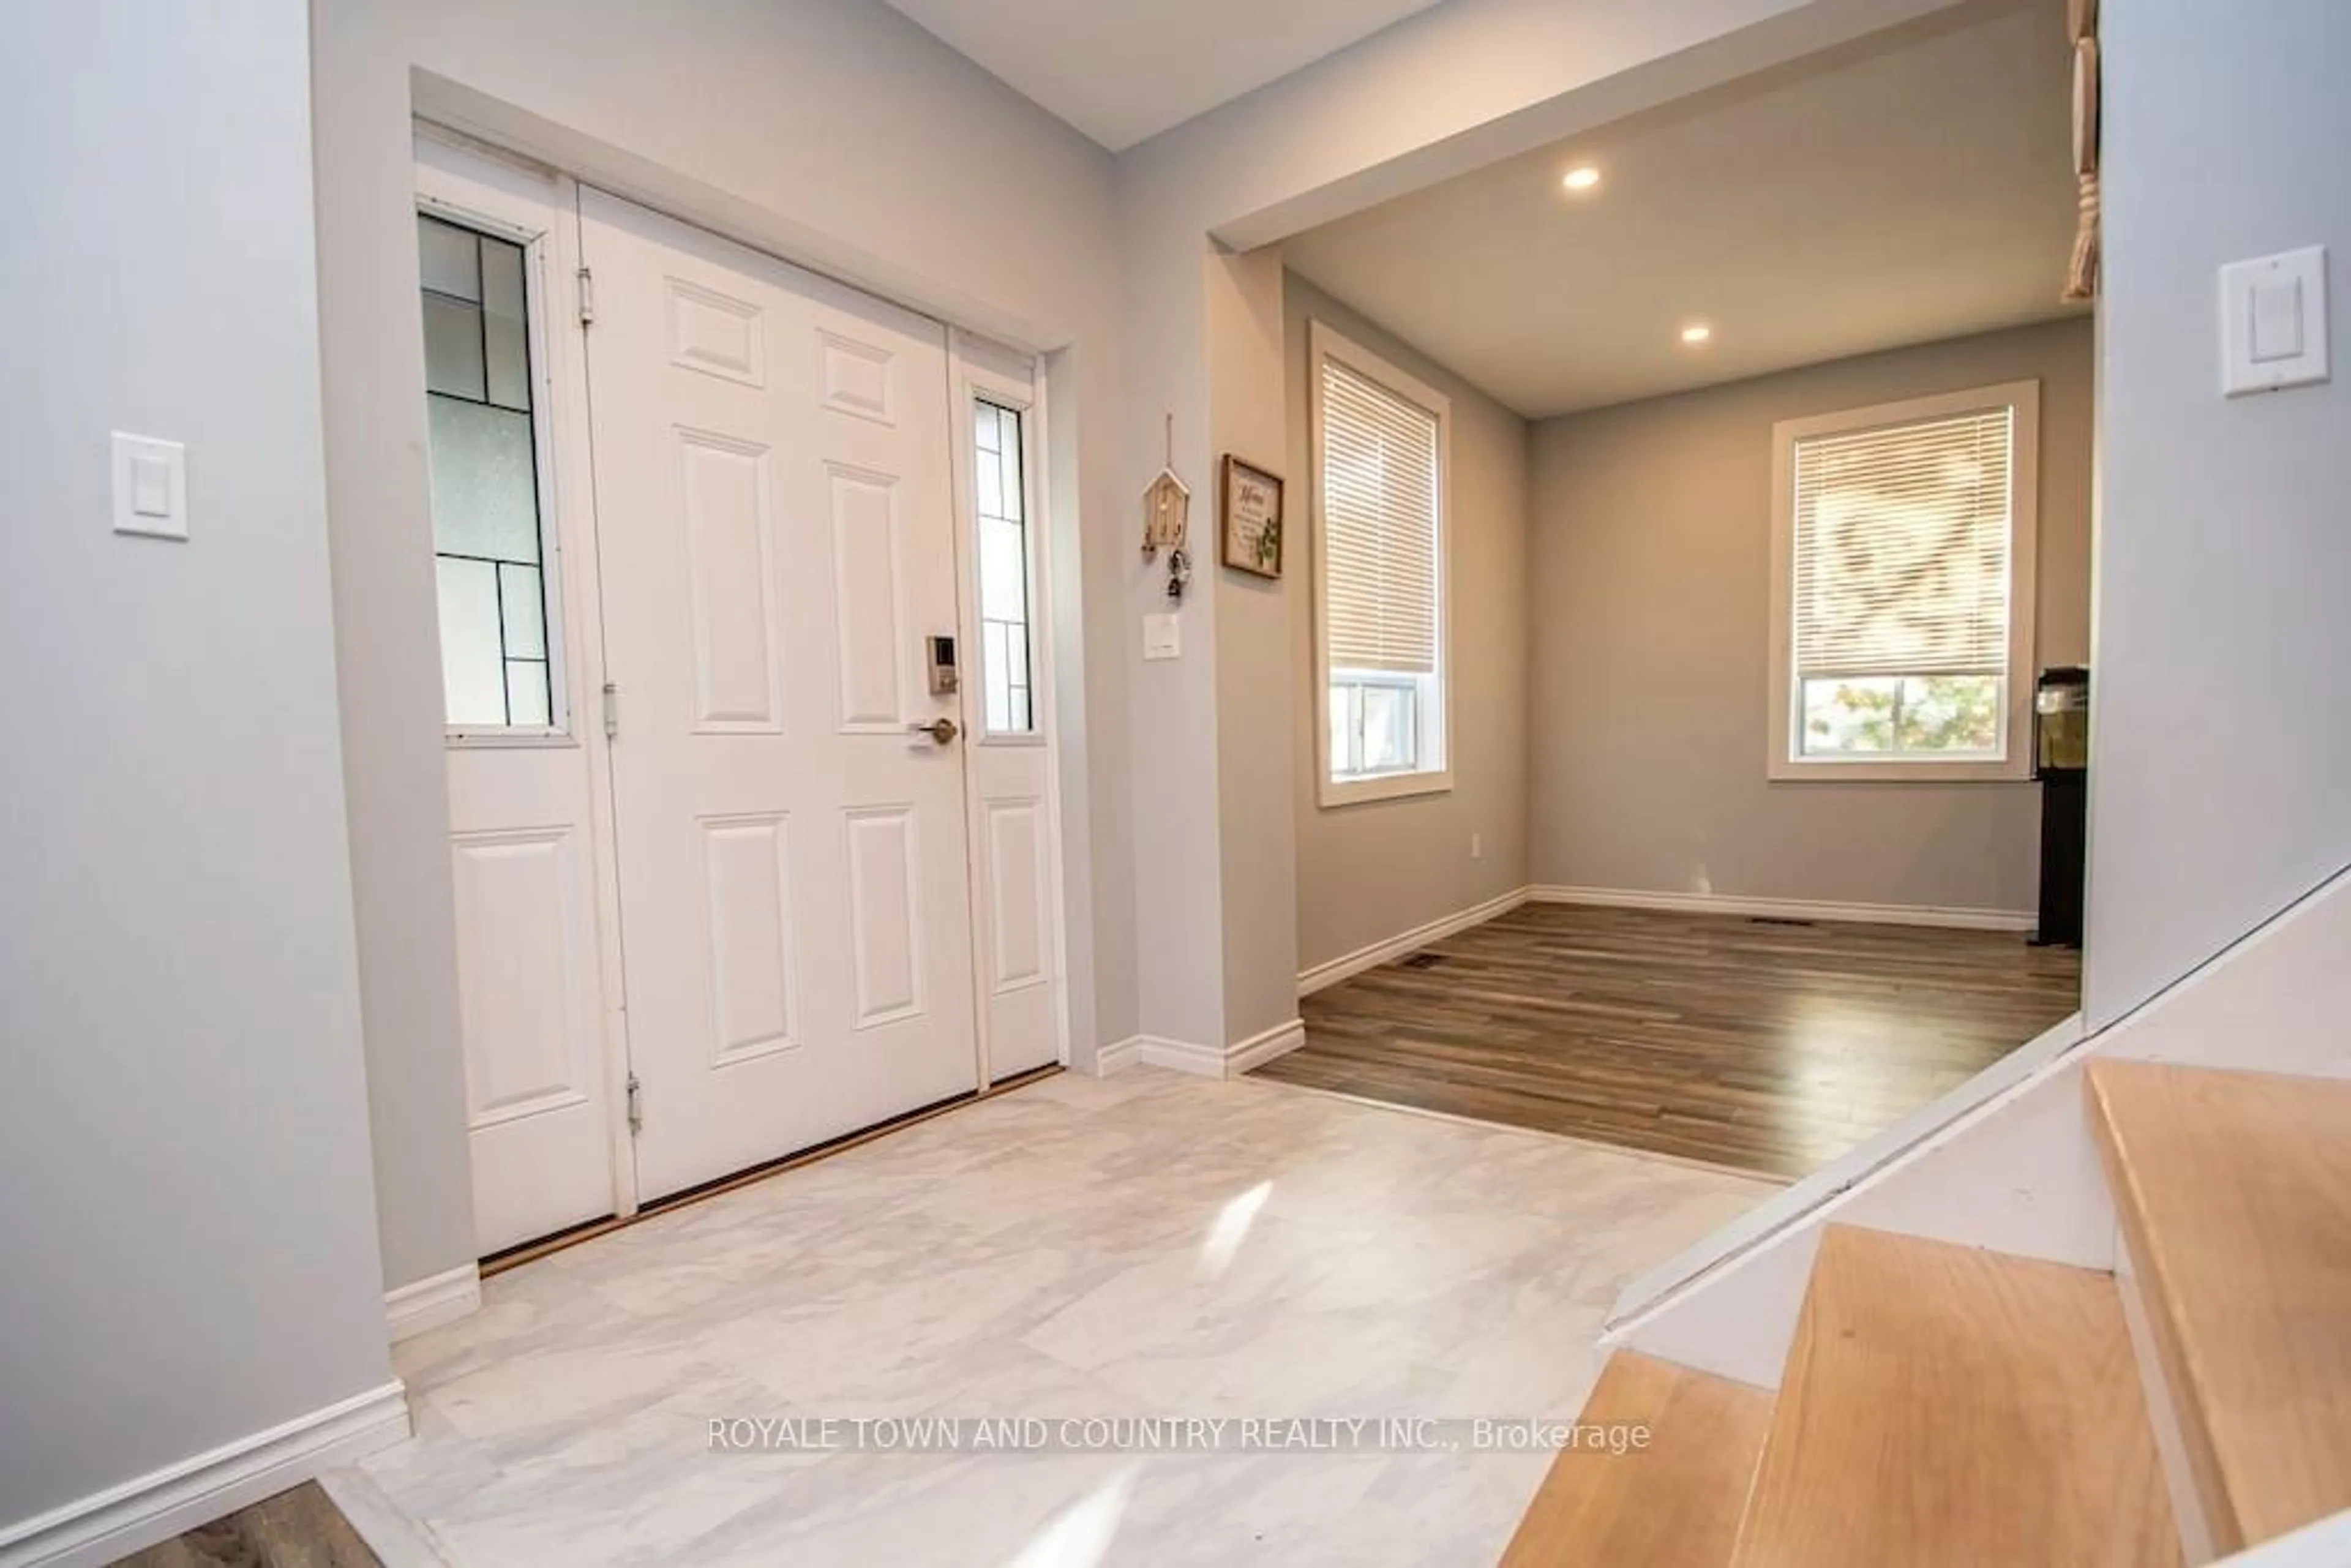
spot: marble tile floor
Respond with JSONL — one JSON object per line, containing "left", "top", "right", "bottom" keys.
{"left": 341, "top": 1067, "right": 1774, "bottom": 1567}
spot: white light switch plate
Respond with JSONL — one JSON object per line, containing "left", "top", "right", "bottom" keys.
{"left": 111, "top": 432, "right": 188, "bottom": 539}
{"left": 1142, "top": 612, "right": 1181, "bottom": 661}
{"left": 2221, "top": 246, "right": 2330, "bottom": 397}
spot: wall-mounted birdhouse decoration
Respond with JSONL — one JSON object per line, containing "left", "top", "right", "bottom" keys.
{"left": 1142, "top": 411, "right": 1192, "bottom": 601}
{"left": 1143, "top": 468, "right": 1188, "bottom": 556}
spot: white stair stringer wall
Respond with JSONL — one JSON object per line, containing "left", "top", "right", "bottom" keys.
{"left": 1602, "top": 861, "right": 2351, "bottom": 1392}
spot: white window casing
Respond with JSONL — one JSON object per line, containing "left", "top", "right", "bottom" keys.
{"left": 1767, "top": 380, "right": 2041, "bottom": 782}
{"left": 1310, "top": 320, "right": 1453, "bottom": 806}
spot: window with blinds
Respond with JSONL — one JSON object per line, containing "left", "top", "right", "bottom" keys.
{"left": 1312, "top": 323, "right": 1452, "bottom": 801}
{"left": 1322, "top": 358, "right": 1439, "bottom": 675}
{"left": 1770, "top": 382, "right": 2038, "bottom": 776}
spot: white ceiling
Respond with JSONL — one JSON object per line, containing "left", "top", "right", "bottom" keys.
{"left": 1282, "top": 0, "right": 2085, "bottom": 418}
{"left": 879, "top": 0, "right": 1446, "bottom": 152}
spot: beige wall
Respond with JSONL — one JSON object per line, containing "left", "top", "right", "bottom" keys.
{"left": 1288, "top": 273, "right": 1532, "bottom": 974}
{"left": 1528, "top": 317, "right": 2094, "bottom": 915}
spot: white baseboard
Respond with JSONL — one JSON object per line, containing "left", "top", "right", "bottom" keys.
{"left": 1296, "top": 887, "right": 1531, "bottom": 996}
{"left": 385, "top": 1263, "right": 481, "bottom": 1343}
{"left": 0, "top": 1381, "right": 410, "bottom": 1568}
{"left": 1101, "top": 1021, "right": 1308, "bottom": 1081}
{"left": 1528, "top": 883, "right": 2036, "bottom": 933}
{"left": 1225, "top": 1018, "right": 1307, "bottom": 1075}
{"left": 1094, "top": 1035, "right": 1146, "bottom": 1075}
{"left": 1138, "top": 1035, "right": 1228, "bottom": 1078}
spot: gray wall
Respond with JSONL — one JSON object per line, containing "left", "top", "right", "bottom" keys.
{"left": 310, "top": 0, "right": 1136, "bottom": 1289}
{"left": 2087, "top": 0, "right": 2351, "bottom": 1026}
{"left": 1286, "top": 274, "right": 1533, "bottom": 973}
{"left": 0, "top": 0, "right": 393, "bottom": 1530}
{"left": 1528, "top": 318, "right": 2094, "bottom": 913}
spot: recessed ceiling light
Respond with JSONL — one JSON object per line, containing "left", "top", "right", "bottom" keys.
{"left": 1562, "top": 166, "right": 1602, "bottom": 192}
{"left": 1680, "top": 324, "right": 1714, "bottom": 345}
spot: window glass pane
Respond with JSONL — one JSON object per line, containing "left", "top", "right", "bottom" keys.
{"left": 973, "top": 398, "right": 1035, "bottom": 735}
{"left": 479, "top": 235, "right": 531, "bottom": 412}
{"left": 435, "top": 557, "right": 507, "bottom": 727}
{"left": 418, "top": 216, "right": 480, "bottom": 301}
{"left": 1005, "top": 620, "right": 1029, "bottom": 690}
{"left": 1360, "top": 683, "right": 1416, "bottom": 773}
{"left": 1801, "top": 675, "right": 2001, "bottom": 757}
{"left": 983, "top": 621, "right": 1012, "bottom": 734}
{"left": 1801, "top": 677, "right": 1900, "bottom": 756}
{"left": 980, "top": 516, "right": 1027, "bottom": 624}
{"left": 498, "top": 563, "right": 546, "bottom": 659}
{"left": 426, "top": 399, "right": 540, "bottom": 563}
{"left": 1330, "top": 676, "right": 1429, "bottom": 781}
{"left": 422, "top": 293, "right": 487, "bottom": 401}
{"left": 1896, "top": 675, "right": 2001, "bottom": 753}
{"left": 977, "top": 438, "right": 1004, "bottom": 518}
{"left": 504, "top": 661, "right": 552, "bottom": 727}
{"left": 999, "top": 445, "right": 1024, "bottom": 531}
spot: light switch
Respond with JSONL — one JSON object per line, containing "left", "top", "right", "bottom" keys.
{"left": 1142, "top": 612, "right": 1181, "bottom": 661}
{"left": 2221, "top": 246, "right": 2330, "bottom": 397}
{"left": 130, "top": 452, "right": 174, "bottom": 517}
{"left": 111, "top": 432, "right": 187, "bottom": 539}
{"left": 2249, "top": 277, "right": 2306, "bottom": 362}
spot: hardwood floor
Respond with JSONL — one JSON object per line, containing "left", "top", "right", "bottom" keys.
{"left": 2088, "top": 1061, "right": 2351, "bottom": 1551}
{"left": 1262, "top": 902, "right": 2080, "bottom": 1179}
{"left": 1732, "top": 1225, "right": 2178, "bottom": 1566}
{"left": 111, "top": 1483, "right": 377, "bottom": 1568}
{"left": 1502, "top": 1349, "right": 1774, "bottom": 1566}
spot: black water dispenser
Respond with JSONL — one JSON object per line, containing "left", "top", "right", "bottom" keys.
{"left": 2032, "top": 666, "right": 2089, "bottom": 947}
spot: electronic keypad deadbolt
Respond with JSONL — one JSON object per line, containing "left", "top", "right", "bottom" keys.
{"left": 926, "top": 634, "right": 959, "bottom": 696}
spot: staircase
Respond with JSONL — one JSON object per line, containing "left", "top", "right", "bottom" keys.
{"left": 1501, "top": 1062, "right": 2351, "bottom": 1566}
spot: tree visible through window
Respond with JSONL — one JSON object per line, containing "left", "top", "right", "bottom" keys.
{"left": 1801, "top": 674, "right": 2002, "bottom": 756}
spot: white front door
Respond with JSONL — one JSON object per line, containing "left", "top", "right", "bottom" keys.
{"left": 579, "top": 189, "right": 981, "bottom": 1202}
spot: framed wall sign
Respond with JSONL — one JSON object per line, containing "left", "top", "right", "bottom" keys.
{"left": 1220, "top": 454, "right": 1285, "bottom": 579}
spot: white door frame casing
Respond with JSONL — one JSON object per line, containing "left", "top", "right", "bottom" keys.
{"left": 416, "top": 125, "right": 1074, "bottom": 1261}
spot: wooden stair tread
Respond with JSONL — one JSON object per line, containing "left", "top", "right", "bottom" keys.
{"left": 2088, "top": 1059, "right": 2351, "bottom": 1551}
{"left": 1501, "top": 1350, "right": 1772, "bottom": 1566}
{"left": 1731, "top": 1224, "right": 2178, "bottom": 1568}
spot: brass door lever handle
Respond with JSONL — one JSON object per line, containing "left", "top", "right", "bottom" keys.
{"left": 909, "top": 717, "right": 960, "bottom": 745}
